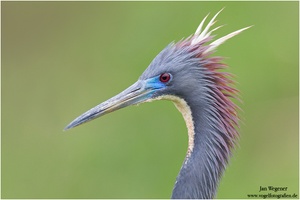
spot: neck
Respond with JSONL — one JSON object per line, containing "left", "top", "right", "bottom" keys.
{"left": 171, "top": 96, "right": 232, "bottom": 199}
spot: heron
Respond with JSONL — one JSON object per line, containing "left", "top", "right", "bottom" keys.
{"left": 65, "top": 9, "right": 250, "bottom": 199}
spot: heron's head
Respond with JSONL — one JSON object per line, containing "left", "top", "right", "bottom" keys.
{"left": 65, "top": 9, "right": 250, "bottom": 130}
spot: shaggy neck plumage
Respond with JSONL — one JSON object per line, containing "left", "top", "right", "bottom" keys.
{"left": 171, "top": 84, "right": 237, "bottom": 199}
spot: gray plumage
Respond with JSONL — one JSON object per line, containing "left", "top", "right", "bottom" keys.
{"left": 65, "top": 10, "right": 250, "bottom": 199}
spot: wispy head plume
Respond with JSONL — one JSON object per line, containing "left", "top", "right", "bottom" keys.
{"left": 190, "top": 8, "right": 252, "bottom": 54}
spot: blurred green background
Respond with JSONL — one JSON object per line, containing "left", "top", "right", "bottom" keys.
{"left": 2, "top": 1, "right": 298, "bottom": 199}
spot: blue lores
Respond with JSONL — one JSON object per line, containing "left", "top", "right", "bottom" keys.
{"left": 145, "top": 74, "right": 171, "bottom": 90}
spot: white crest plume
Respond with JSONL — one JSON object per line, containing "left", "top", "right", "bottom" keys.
{"left": 191, "top": 8, "right": 252, "bottom": 54}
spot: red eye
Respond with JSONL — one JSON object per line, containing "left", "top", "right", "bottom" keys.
{"left": 159, "top": 73, "right": 171, "bottom": 83}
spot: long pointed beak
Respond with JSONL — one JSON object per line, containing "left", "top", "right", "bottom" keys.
{"left": 64, "top": 80, "right": 153, "bottom": 130}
